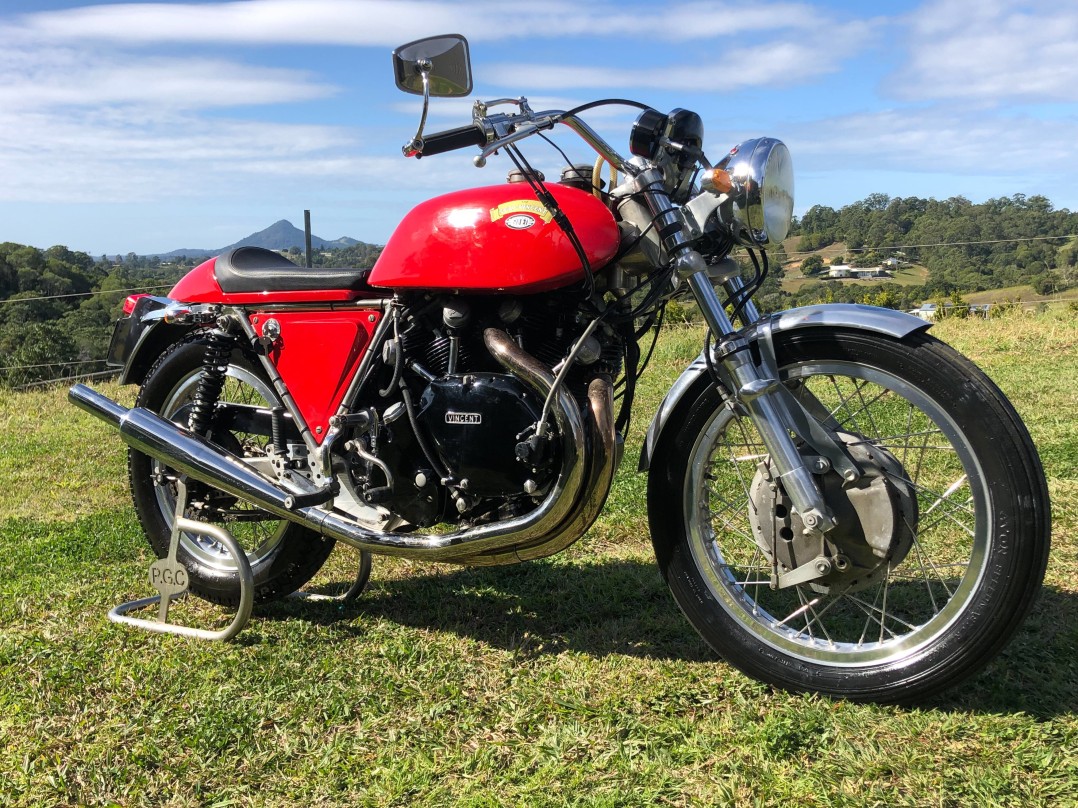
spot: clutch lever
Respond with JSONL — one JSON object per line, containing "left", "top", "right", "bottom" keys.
{"left": 472, "top": 117, "right": 556, "bottom": 167}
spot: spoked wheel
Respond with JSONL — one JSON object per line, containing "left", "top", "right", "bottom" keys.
{"left": 129, "top": 336, "right": 337, "bottom": 606}
{"left": 649, "top": 329, "right": 1049, "bottom": 703}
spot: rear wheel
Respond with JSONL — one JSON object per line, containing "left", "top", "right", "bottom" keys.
{"left": 649, "top": 329, "right": 1049, "bottom": 702}
{"left": 128, "top": 336, "right": 336, "bottom": 606}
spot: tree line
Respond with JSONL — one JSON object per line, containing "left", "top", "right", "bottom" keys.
{"left": 792, "top": 193, "right": 1078, "bottom": 297}
{"left": 0, "top": 243, "right": 383, "bottom": 387}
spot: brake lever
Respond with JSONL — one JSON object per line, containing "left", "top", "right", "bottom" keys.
{"left": 472, "top": 97, "right": 533, "bottom": 117}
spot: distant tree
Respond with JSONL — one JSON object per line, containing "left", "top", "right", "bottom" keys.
{"left": 800, "top": 255, "right": 824, "bottom": 275}
{"left": 851, "top": 250, "right": 881, "bottom": 268}
{"left": 0, "top": 321, "right": 79, "bottom": 387}
{"left": 1032, "top": 274, "right": 1060, "bottom": 295}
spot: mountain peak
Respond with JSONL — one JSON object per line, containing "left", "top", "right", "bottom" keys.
{"left": 152, "top": 219, "right": 364, "bottom": 258}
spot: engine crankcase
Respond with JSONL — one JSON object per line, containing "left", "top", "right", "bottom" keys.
{"left": 416, "top": 372, "right": 554, "bottom": 498}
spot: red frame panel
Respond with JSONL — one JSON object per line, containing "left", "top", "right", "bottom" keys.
{"left": 250, "top": 310, "right": 381, "bottom": 443}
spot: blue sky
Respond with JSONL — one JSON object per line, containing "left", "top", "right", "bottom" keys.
{"left": 1, "top": 0, "right": 1076, "bottom": 255}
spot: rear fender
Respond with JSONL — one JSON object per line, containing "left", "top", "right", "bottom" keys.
{"left": 638, "top": 304, "right": 931, "bottom": 471}
{"left": 107, "top": 295, "right": 197, "bottom": 385}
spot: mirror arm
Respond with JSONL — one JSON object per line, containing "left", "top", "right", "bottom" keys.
{"left": 402, "top": 60, "right": 433, "bottom": 157}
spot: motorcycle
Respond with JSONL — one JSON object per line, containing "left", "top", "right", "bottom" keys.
{"left": 70, "top": 34, "right": 1050, "bottom": 702}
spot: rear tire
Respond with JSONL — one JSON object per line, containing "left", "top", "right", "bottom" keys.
{"left": 128, "top": 336, "right": 336, "bottom": 607}
{"left": 648, "top": 329, "right": 1050, "bottom": 703}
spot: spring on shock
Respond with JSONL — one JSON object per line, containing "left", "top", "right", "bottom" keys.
{"left": 187, "top": 329, "right": 234, "bottom": 437}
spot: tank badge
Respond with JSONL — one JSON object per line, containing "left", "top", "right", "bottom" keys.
{"left": 490, "top": 200, "right": 553, "bottom": 229}
{"left": 505, "top": 214, "right": 536, "bottom": 230}
{"left": 446, "top": 412, "right": 482, "bottom": 425}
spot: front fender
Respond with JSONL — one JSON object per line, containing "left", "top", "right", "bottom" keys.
{"left": 638, "top": 304, "right": 931, "bottom": 471}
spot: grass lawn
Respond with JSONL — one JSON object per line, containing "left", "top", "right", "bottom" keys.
{"left": 1, "top": 311, "right": 1076, "bottom": 806}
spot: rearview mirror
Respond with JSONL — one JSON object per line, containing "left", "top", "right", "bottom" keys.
{"left": 392, "top": 34, "right": 472, "bottom": 97}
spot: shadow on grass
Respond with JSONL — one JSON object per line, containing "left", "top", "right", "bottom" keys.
{"left": 262, "top": 558, "right": 714, "bottom": 664}
{"left": 260, "top": 559, "right": 1078, "bottom": 718}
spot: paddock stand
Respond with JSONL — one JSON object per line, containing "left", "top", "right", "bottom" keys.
{"left": 108, "top": 477, "right": 371, "bottom": 641}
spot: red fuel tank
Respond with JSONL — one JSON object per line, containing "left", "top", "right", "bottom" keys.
{"left": 368, "top": 183, "right": 620, "bottom": 293}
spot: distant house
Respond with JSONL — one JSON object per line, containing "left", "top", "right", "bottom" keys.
{"left": 851, "top": 267, "right": 888, "bottom": 279}
{"left": 909, "top": 302, "right": 988, "bottom": 321}
{"left": 830, "top": 265, "right": 889, "bottom": 279}
{"left": 882, "top": 257, "right": 901, "bottom": 269}
{"left": 910, "top": 303, "right": 938, "bottom": 321}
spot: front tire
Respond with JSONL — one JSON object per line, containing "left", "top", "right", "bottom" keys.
{"left": 129, "top": 336, "right": 336, "bottom": 607}
{"left": 649, "top": 329, "right": 1049, "bottom": 703}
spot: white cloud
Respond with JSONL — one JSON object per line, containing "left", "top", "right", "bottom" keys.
{"left": 11, "top": 0, "right": 840, "bottom": 46}
{"left": 788, "top": 107, "right": 1078, "bottom": 180}
{"left": 895, "top": 0, "right": 1078, "bottom": 104}
{"left": 0, "top": 55, "right": 334, "bottom": 112}
{"left": 0, "top": 108, "right": 360, "bottom": 203}
{"left": 483, "top": 16, "right": 876, "bottom": 93}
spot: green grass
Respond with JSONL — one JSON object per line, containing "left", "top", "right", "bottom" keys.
{"left": 2, "top": 311, "right": 1077, "bottom": 806}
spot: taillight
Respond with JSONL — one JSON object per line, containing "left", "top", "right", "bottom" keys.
{"left": 122, "top": 293, "right": 150, "bottom": 316}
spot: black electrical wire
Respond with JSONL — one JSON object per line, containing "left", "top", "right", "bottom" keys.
{"left": 614, "top": 302, "right": 666, "bottom": 400}
{"left": 505, "top": 143, "right": 596, "bottom": 299}
{"left": 561, "top": 99, "right": 655, "bottom": 118}
{"left": 536, "top": 132, "right": 576, "bottom": 170}
{"left": 728, "top": 248, "right": 769, "bottom": 325}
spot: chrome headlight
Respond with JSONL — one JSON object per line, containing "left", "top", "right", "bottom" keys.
{"left": 724, "top": 137, "right": 794, "bottom": 249}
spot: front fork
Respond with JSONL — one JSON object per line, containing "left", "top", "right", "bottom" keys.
{"left": 638, "top": 170, "right": 858, "bottom": 588}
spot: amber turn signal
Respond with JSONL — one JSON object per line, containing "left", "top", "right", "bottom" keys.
{"left": 701, "top": 168, "right": 733, "bottom": 194}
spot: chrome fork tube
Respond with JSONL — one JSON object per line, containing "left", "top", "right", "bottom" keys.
{"left": 686, "top": 266, "right": 834, "bottom": 536}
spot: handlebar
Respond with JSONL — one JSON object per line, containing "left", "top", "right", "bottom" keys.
{"left": 409, "top": 123, "right": 487, "bottom": 158}
{"left": 405, "top": 102, "right": 632, "bottom": 174}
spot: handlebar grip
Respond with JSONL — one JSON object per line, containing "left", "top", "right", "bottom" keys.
{"left": 416, "top": 124, "right": 486, "bottom": 157}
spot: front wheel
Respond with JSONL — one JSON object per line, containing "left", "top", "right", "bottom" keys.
{"left": 648, "top": 329, "right": 1049, "bottom": 703}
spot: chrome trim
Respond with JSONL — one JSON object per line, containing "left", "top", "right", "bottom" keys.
{"left": 723, "top": 137, "right": 794, "bottom": 249}
{"left": 404, "top": 59, "right": 433, "bottom": 156}
{"left": 108, "top": 510, "right": 255, "bottom": 641}
{"left": 69, "top": 328, "right": 590, "bottom": 563}
{"left": 638, "top": 304, "right": 933, "bottom": 471}
{"left": 470, "top": 103, "right": 631, "bottom": 174}
{"left": 771, "top": 303, "right": 931, "bottom": 336}
{"left": 242, "top": 299, "right": 389, "bottom": 313}
{"left": 558, "top": 113, "right": 631, "bottom": 172}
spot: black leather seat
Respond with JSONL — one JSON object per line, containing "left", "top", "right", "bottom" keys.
{"left": 214, "top": 246, "right": 376, "bottom": 293}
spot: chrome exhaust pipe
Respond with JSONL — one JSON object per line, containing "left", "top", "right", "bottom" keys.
{"left": 68, "top": 328, "right": 590, "bottom": 562}
{"left": 70, "top": 383, "right": 313, "bottom": 518}
{"left": 453, "top": 375, "right": 617, "bottom": 566}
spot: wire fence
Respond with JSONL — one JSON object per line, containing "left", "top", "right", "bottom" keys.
{"left": 0, "top": 284, "right": 174, "bottom": 306}
{"left": 779, "top": 233, "right": 1074, "bottom": 260}
{"left": 13, "top": 367, "right": 118, "bottom": 391}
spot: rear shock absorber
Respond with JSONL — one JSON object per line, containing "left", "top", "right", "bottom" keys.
{"left": 187, "top": 328, "right": 234, "bottom": 437}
